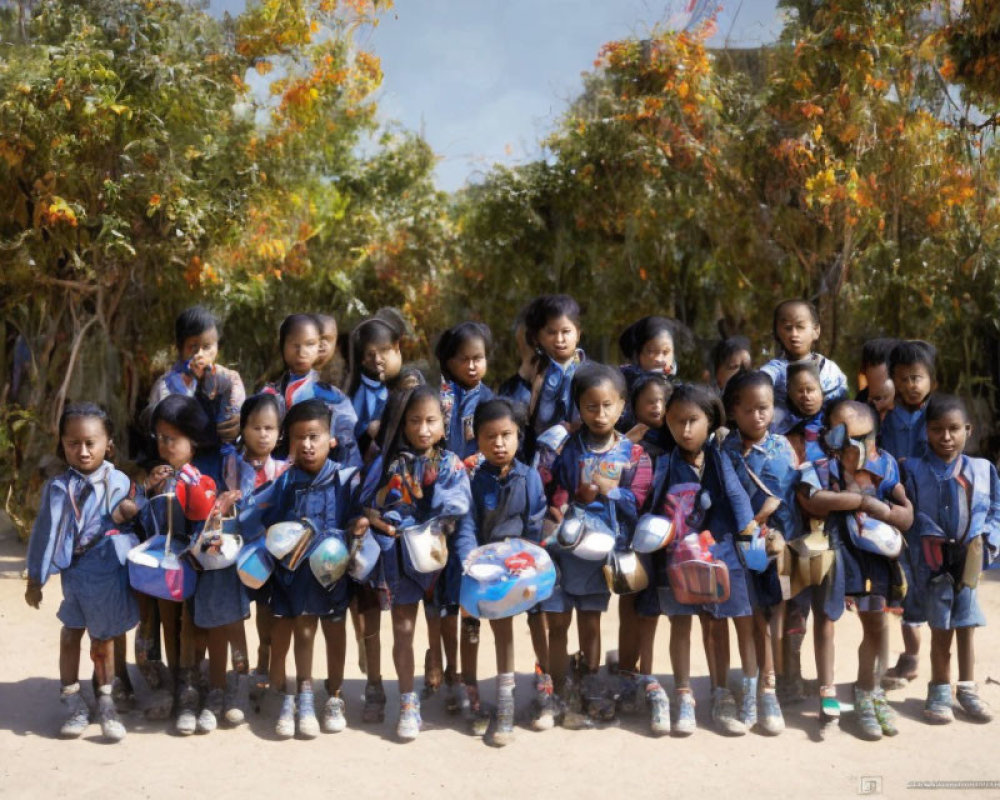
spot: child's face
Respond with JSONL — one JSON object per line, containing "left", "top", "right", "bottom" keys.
{"left": 180, "top": 326, "right": 219, "bottom": 375}
{"left": 776, "top": 306, "right": 819, "bottom": 359}
{"left": 446, "top": 337, "right": 488, "bottom": 390}
{"left": 789, "top": 372, "right": 823, "bottom": 417}
{"left": 578, "top": 381, "right": 625, "bottom": 438}
{"left": 536, "top": 315, "right": 580, "bottom": 365}
{"left": 155, "top": 419, "right": 194, "bottom": 470}
{"left": 242, "top": 405, "right": 280, "bottom": 460}
{"left": 716, "top": 349, "right": 751, "bottom": 390}
{"left": 665, "top": 400, "right": 711, "bottom": 456}
{"left": 477, "top": 417, "right": 518, "bottom": 468}
{"left": 892, "top": 362, "right": 933, "bottom": 409}
{"left": 868, "top": 376, "right": 895, "bottom": 418}
{"left": 634, "top": 383, "right": 668, "bottom": 429}
{"left": 61, "top": 417, "right": 110, "bottom": 474}
{"left": 637, "top": 332, "right": 675, "bottom": 374}
{"left": 404, "top": 395, "right": 444, "bottom": 455}
{"left": 283, "top": 324, "right": 320, "bottom": 375}
{"left": 362, "top": 339, "right": 402, "bottom": 383}
{"left": 732, "top": 384, "right": 774, "bottom": 442}
{"left": 288, "top": 418, "right": 332, "bottom": 474}
{"left": 927, "top": 409, "right": 970, "bottom": 463}
{"left": 315, "top": 321, "right": 338, "bottom": 369}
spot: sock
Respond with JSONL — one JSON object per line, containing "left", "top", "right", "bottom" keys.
{"left": 61, "top": 682, "right": 81, "bottom": 697}
{"left": 98, "top": 684, "right": 113, "bottom": 697}
{"left": 498, "top": 673, "right": 515, "bottom": 697}
{"left": 761, "top": 671, "right": 777, "bottom": 692}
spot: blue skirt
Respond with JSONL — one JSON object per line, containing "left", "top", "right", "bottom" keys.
{"left": 269, "top": 563, "right": 350, "bottom": 618}
{"left": 191, "top": 564, "right": 250, "bottom": 629}
{"left": 58, "top": 536, "right": 139, "bottom": 640}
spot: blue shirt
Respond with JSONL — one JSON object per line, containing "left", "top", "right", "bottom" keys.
{"left": 761, "top": 353, "right": 848, "bottom": 430}
{"left": 352, "top": 373, "right": 388, "bottom": 440}
{"left": 720, "top": 429, "right": 801, "bottom": 540}
{"left": 440, "top": 378, "right": 493, "bottom": 460}
{"left": 468, "top": 459, "right": 546, "bottom": 545}
{"left": 879, "top": 404, "right": 928, "bottom": 463}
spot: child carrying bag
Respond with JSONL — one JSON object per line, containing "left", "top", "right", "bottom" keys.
{"left": 667, "top": 531, "right": 730, "bottom": 605}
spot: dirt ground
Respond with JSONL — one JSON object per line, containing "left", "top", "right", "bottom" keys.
{"left": 2, "top": 528, "right": 1000, "bottom": 800}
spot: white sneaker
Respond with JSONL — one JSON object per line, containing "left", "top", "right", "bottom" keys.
{"left": 275, "top": 694, "right": 295, "bottom": 739}
{"left": 59, "top": 688, "right": 90, "bottom": 738}
{"left": 322, "top": 695, "right": 347, "bottom": 733}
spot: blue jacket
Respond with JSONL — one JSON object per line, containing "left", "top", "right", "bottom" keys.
{"left": 468, "top": 459, "right": 546, "bottom": 546}
{"left": 532, "top": 351, "right": 584, "bottom": 436}
{"left": 352, "top": 373, "right": 388, "bottom": 440}
{"left": 440, "top": 378, "right": 493, "bottom": 460}
{"left": 27, "top": 463, "right": 134, "bottom": 585}
{"left": 762, "top": 353, "right": 848, "bottom": 430}
{"left": 879, "top": 404, "right": 928, "bottom": 463}
{"left": 721, "top": 429, "right": 801, "bottom": 540}
{"left": 903, "top": 453, "right": 1000, "bottom": 565}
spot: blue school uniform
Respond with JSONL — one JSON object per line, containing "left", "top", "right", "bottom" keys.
{"left": 798, "top": 449, "right": 903, "bottom": 617}
{"left": 541, "top": 432, "right": 652, "bottom": 613}
{"left": 238, "top": 459, "right": 359, "bottom": 618}
{"left": 902, "top": 454, "right": 1000, "bottom": 629}
{"left": 149, "top": 361, "right": 246, "bottom": 431}
{"left": 352, "top": 373, "right": 388, "bottom": 440}
{"left": 497, "top": 373, "right": 532, "bottom": 409}
{"left": 264, "top": 370, "right": 361, "bottom": 468}
{"left": 721, "top": 430, "right": 801, "bottom": 608}
{"left": 358, "top": 446, "right": 474, "bottom": 607}
{"left": 27, "top": 463, "right": 139, "bottom": 640}
{"left": 440, "top": 378, "right": 493, "bottom": 461}
{"left": 879, "top": 404, "right": 928, "bottom": 463}
{"left": 761, "top": 353, "right": 848, "bottom": 429}
{"left": 775, "top": 409, "right": 826, "bottom": 464}
{"left": 468, "top": 459, "right": 547, "bottom": 545}
{"left": 531, "top": 350, "right": 584, "bottom": 440}
{"left": 640, "top": 446, "right": 755, "bottom": 619}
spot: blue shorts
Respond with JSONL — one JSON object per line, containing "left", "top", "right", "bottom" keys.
{"left": 539, "top": 584, "right": 609, "bottom": 614}
{"left": 925, "top": 574, "right": 985, "bottom": 630}
{"left": 58, "top": 537, "right": 140, "bottom": 640}
{"left": 269, "top": 564, "right": 350, "bottom": 619}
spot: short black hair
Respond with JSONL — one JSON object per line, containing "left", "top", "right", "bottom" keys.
{"left": 571, "top": 362, "right": 627, "bottom": 407}
{"left": 772, "top": 299, "right": 819, "bottom": 355}
{"left": 57, "top": 402, "right": 114, "bottom": 461}
{"left": 925, "top": 393, "right": 968, "bottom": 424}
{"left": 386, "top": 365, "right": 427, "bottom": 392}
{"left": 282, "top": 397, "right": 331, "bottom": 439}
{"left": 435, "top": 322, "right": 492, "bottom": 381}
{"left": 666, "top": 383, "right": 726, "bottom": 433}
{"left": 240, "top": 393, "right": 283, "bottom": 432}
{"left": 473, "top": 397, "right": 527, "bottom": 438}
{"left": 312, "top": 313, "right": 337, "bottom": 333}
{"left": 860, "top": 337, "right": 900, "bottom": 370}
{"left": 174, "top": 306, "right": 219, "bottom": 351}
{"left": 721, "top": 369, "right": 774, "bottom": 415}
{"left": 889, "top": 340, "right": 937, "bottom": 382}
{"left": 523, "top": 294, "right": 581, "bottom": 348}
{"left": 618, "top": 316, "right": 676, "bottom": 362}
{"left": 711, "top": 336, "right": 752, "bottom": 373}
{"left": 151, "top": 394, "right": 216, "bottom": 451}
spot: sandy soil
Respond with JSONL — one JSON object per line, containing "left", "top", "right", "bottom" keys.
{"left": 2, "top": 533, "right": 999, "bottom": 800}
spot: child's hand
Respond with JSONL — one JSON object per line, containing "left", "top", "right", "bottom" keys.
{"left": 859, "top": 494, "right": 891, "bottom": 522}
{"left": 144, "top": 465, "right": 174, "bottom": 495}
{"left": 212, "top": 489, "right": 242, "bottom": 519}
{"left": 592, "top": 473, "right": 620, "bottom": 497}
{"left": 216, "top": 413, "right": 241, "bottom": 442}
{"left": 625, "top": 423, "right": 649, "bottom": 444}
{"left": 366, "top": 420, "right": 381, "bottom": 440}
{"left": 25, "top": 581, "right": 42, "bottom": 609}
{"left": 364, "top": 508, "right": 395, "bottom": 537}
{"left": 348, "top": 517, "right": 370, "bottom": 539}
{"left": 112, "top": 498, "right": 139, "bottom": 525}
{"left": 575, "top": 482, "right": 599, "bottom": 505}
{"left": 188, "top": 353, "right": 209, "bottom": 379}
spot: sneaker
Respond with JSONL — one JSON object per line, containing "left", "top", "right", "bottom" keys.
{"left": 881, "top": 653, "right": 919, "bottom": 691}
{"left": 460, "top": 684, "right": 489, "bottom": 736}
{"left": 956, "top": 682, "right": 993, "bottom": 723}
{"left": 322, "top": 695, "right": 347, "bottom": 733}
{"left": 854, "top": 685, "right": 882, "bottom": 741}
{"left": 224, "top": 673, "right": 247, "bottom": 726}
{"left": 711, "top": 687, "right": 746, "bottom": 736}
{"left": 582, "top": 672, "right": 616, "bottom": 722}
{"left": 819, "top": 694, "right": 841, "bottom": 739}
{"left": 445, "top": 675, "right": 462, "bottom": 715}
{"left": 488, "top": 691, "right": 516, "bottom": 747}
{"left": 362, "top": 679, "right": 386, "bottom": 724}
{"left": 872, "top": 688, "right": 898, "bottom": 736}
{"left": 776, "top": 673, "right": 806, "bottom": 705}
{"left": 924, "top": 682, "right": 954, "bottom": 724}
{"left": 560, "top": 678, "right": 594, "bottom": 730}
{"left": 739, "top": 676, "right": 758, "bottom": 730}
{"left": 673, "top": 689, "right": 696, "bottom": 736}
{"left": 397, "top": 692, "right": 422, "bottom": 741}
{"left": 646, "top": 680, "right": 671, "bottom": 736}
{"left": 97, "top": 692, "right": 126, "bottom": 743}
{"left": 59, "top": 688, "right": 90, "bottom": 738}
{"left": 757, "top": 691, "right": 785, "bottom": 736}
{"left": 275, "top": 693, "right": 296, "bottom": 738}
{"left": 530, "top": 667, "right": 556, "bottom": 731}
{"left": 616, "top": 672, "right": 642, "bottom": 716}
{"left": 296, "top": 690, "right": 320, "bottom": 738}
{"left": 196, "top": 688, "right": 224, "bottom": 734}
{"left": 175, "top": 685, "right": 199, "bottom": 736}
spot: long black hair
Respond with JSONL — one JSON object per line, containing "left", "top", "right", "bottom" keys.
{"left": 376, "top": 384, "right": 443, "bottom": 482}
{"left": 345, "top": 308, "right": 407, "bottom": 396}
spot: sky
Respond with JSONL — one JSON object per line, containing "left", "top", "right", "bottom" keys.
{"left": 213, "top": 1, "right": 786, "bottom": 191}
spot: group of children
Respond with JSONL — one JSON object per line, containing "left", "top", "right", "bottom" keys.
{"left": 25, "top": 295, "right": 999, "bottom": 747}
